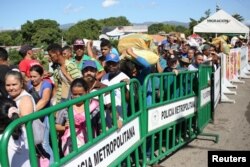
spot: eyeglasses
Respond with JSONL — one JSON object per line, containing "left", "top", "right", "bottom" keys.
{"left": 74, "top": 45, "right": 84, "bottom": 50}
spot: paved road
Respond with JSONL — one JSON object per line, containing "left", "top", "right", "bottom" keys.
{"left": 158, "top": 78, "right": 250, "bottom": 167}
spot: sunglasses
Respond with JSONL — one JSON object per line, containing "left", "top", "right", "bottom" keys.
{"left": 74, "top": 45, "right": 84, "bottom": 50}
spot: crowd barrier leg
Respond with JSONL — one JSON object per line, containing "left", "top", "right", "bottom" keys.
{"left": 220, "top": 94, "right": 236, "bottom": 103}
{"left": 231, "top": 77, "right": 245, "bottom": 84}
{"left": 223, "top": 78, "right": 237, "bottom": 89}
{"left": 221, "top": 86, "right": 237, "bottom": 95}
{"left": 198, "top": 133, "right": 219, "bottom": 143}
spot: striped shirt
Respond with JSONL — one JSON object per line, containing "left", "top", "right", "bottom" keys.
{"left": 71, "top": 54, "right": 104, "bottom": 72}
{"left": 54, "top": 60, "right": 82, "bottom": 104}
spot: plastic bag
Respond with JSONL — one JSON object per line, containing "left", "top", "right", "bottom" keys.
{"left": 32, "top": 119, "right": 45, "bottom": 145}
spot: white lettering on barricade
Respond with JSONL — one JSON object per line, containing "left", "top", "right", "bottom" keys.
{"left": 214, "top": 67, "right": 221, "bottom": 109}
{"left": 148, "top": 97, "right": 196, "bottom": 132}
{"left": 63, "top": 118, "right": 140, "bottom": 167}
{"left": 200, "top": 87, "right": 211, "bottom": 107}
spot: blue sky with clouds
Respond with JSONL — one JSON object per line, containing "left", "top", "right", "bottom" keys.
{"left": 1, "top": 0, "right": 250, "bottom": 30}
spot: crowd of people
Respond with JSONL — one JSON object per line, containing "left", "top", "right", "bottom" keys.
{"left": 0, "top": 33, "right": 248, "bottom": 166}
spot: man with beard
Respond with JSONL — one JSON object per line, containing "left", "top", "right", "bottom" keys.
{"left": 82, "top": 60, "right": 110, "bottom": 132}
{"left": 101, "top": 53, "right": 130, "bottom": 128}
{"left": 82, "top": 60, "right": 123, "bottom": 129}
{"left": 82, "top": 60, "right": 107, "bottom": 92}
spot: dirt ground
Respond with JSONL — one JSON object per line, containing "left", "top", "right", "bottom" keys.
{"left": 158, "top": 78, "right": 250, "bottom": 167}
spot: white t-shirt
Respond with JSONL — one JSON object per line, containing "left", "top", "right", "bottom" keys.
{"left": 101, "top": 72, "right": 130, "bottom": 116}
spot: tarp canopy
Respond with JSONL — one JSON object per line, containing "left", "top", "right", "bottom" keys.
{"left": 193, "top": 10, "right": 249, "bottom": 34}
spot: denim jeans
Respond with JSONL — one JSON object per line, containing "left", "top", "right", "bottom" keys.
{"left": 42, "top": 116, "right": 54, "bottom": 164}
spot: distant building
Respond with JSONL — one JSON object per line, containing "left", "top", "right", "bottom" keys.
{"left": 101, "top": 25, "right": 148, "bottom": 39}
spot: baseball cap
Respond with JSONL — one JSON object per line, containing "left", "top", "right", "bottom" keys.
{"left": 19, "top": 44, "right": 32, "bottom": 57}
{"left": 167, "top": 54, "right": 178, "bottom": 62}
{"left": 180, "top": 57, "right": 191, "bottom": 64}
{"left": 74, "top": 39, "right": 85, "bottom": 46}
{"left": 105, "top": 53, "right": 120, "bottom": 63}
{"left": 82, "top": 60, "right": 97, "bottom": 70}
{"left": 202, "top": 44, "right": 210, "bottom": 51}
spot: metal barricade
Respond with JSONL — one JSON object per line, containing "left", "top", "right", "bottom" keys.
{"left": 142, "top": 70, "right": 198, "bottom": 165}
{"left": 0, "top": 79, "right": 145, "bottom": 167}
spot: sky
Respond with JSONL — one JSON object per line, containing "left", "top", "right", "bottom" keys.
{"left": 1, "top": 0, "right": 250, "bottom": 30}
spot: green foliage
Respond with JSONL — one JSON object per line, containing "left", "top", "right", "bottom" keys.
{"left": 99, "top": 16, "right": 131, "bottom": 26}
{"left": 8, "top": 48, "right": 22, "bottom": 65}
{"left": 0, "top": 32, "right": 12, "bottom": 45}
{"left": 65, "top": 19, "right": 101, "bottom": 44}
{"left": 189, "top": 9, "right": 211, "bottom": 34}
{"left": 0, "top": 31, "right": 22, "bottom": 46}
{"left": 10, "top": 31, "right": 23, "bottom": 45}
{"left": 31, "top": 28, "right": 61, "bottom": 48}
{"left": 64, "top": 16, "right": 131, "bottom": 44}
{"left": 216, "top": 5, "right": 220, "bottom": 12}
{"left": 35, "top": 50, "right": 49, "bottom": 71}
{"left": 148, "top": 23, "right": 189, "bottom": 35}
{"left": 20, "top": 21, "right": 34, "bottom": 44}
{"left": 21, "top": 19, "right": 61, "bottom": 47}
{"left": 232, "top": 14, "right": 244, "bottom": 22}
{"left": 148, "top": 23, "right": 165, "bottom": 34}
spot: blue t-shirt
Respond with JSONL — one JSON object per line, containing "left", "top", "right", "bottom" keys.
{"left": 27, "top": 80, "right": 52, "bottom": 109}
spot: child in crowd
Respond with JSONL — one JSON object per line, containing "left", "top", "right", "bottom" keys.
{"left": 0, "top": 96, "right": 30, "bottom": 167}
{"left": 56, "top": 78, "right": 99, "bottom": 156}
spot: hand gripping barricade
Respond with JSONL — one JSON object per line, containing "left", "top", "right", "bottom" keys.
{"left": 1, "top": 67, "right": 220, "bottom": 167}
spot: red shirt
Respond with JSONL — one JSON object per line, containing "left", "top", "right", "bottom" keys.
{"left": 19, "top": 59, "right": 40, "bottom": 77}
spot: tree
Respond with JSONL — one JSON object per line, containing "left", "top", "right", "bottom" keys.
{"left": 232, "top": 14, "right": 244, "bottom": 22}
{"left": 32, "top": 28, "right": 61, "bottom": 47}
{"left": 148, "top": 23, "right": 165, "bottom": 34}
{"left": 188, "top": 18, "right": 199, "bottom": 34}
{"left": 0, "top": 32, "right": 12, "bottom": 46}
{"left": 9, "top": 31, "right": 23, "bottom": 45}
{"left": 8, "top": 48, "right": 22, "bottom": 65}
{"left": 21, "top": 19, "right": 61, "bottom": 47}
{"left": 20, "top": 21, "right": 34, "bottom": 44}
{"left": 0, "top": 31, "right": 22, "bottom": 46}
{"left": 65, "top": 19, "right": 102, "bottom": 44}
{"left": 189, "top": 9, "right": 211, "bottom": 34}
{"left": 100, "top": 16, "right": 131, "bottom": 27}
{"left": 216, "top": 5, "right": 221, "bottom": 12}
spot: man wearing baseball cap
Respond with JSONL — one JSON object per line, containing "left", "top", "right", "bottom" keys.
{"left": 101, "top": 53, "right": 130, "bottom": 129}
{"left": 82, "top": 60, "right": 106, "bottom": 92}
{"left": 71, "top": 38, "right": 105, "bottom": 80}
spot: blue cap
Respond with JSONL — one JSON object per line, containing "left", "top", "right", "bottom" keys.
{"left": 161, "top": 39, "right": 168, "bottom": 45}
{"left": 105, "top": 53, "right": 120, "bottom": 63}
{"left": 82, "top": 60, "right": 97, "bottom": 70}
